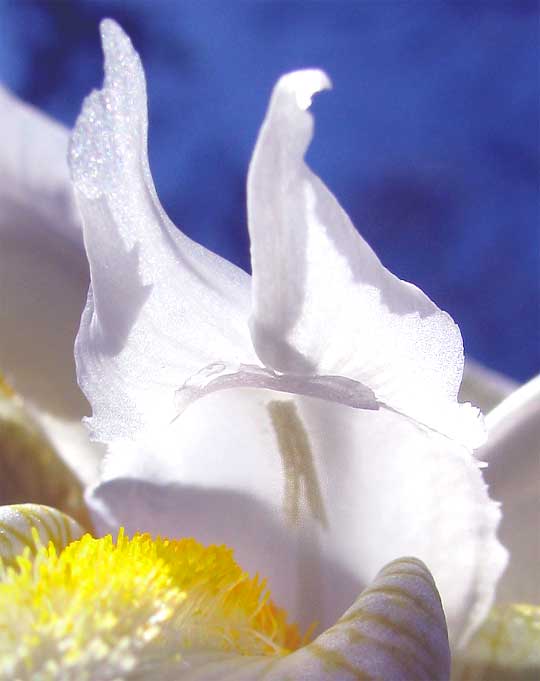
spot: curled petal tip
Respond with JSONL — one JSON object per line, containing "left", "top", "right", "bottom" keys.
{"left": 275, "top": 69, "right": 332, "bottom": 111}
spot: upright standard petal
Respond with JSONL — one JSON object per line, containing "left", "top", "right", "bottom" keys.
{"left": 69, "top": 20, "right": 257, "bottom": 444}
{"left": 247, "top": 71, "right": 483, "bottom": 448}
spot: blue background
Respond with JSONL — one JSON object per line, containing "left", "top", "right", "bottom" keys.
{"left": 1, "top": 0, "right": 538, "bottom": 382}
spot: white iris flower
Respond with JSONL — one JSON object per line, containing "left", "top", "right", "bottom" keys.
{"left": 3, "top": 16, "right": 538, "bottom": 681}
{"left": 69, "top": 19, "right": 504, "bottom": 651}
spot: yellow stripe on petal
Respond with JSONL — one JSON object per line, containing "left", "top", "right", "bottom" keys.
{"left": 455, "top": 603, "right": 540, "bottom": 681}
{"left": 0, "top": 503, "right": 83, "bottom": 571}
{"left": 278, "top": 557, "right": 450, "bottom": 681}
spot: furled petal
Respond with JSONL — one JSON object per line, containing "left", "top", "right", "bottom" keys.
{"left": 0, "top": 503, "right": 83, "bottom": 570}
{"left": 0, "top": 87, "right": 102, "bottom": 484}
{"left": 181, "top": 557, "right": 450, "bottom": 681}
{"left": 479, "top": 375, "right": 540, "bottom": 604}
{"left": 0, "top": 385, "right": 91, "bottom": 527}
{"left": 69, "top": 20, "right": 257, "bottom": 444}
{"left": 247, "top": 71, "right": 483, "bottom": 448}
{"left": 88, "top": 389, "right": 506, "bottom": 649}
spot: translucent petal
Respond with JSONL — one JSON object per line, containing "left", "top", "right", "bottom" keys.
{"left": 247, "top": 70, "right": 483, "bottom": 448}
{"left": 88, "top": 388, "right": 505, "bottom": 648}
{"left": 455, "top": 603, "right": 540, "bottom": 681}
{"left": 480, "top": 375, "right": 540, "bottom": 604}
{"left": 69, "top": 20, "right": 257, "bottom": 444}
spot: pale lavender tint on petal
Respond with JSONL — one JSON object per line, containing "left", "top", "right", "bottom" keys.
{"left": 175, "top": 557, "right": 451, "bottom": 681}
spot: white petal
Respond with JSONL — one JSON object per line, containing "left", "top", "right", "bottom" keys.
{"left": 69, "top": 20, "right": 256, "bottom": 444}
{"left": 455, "top": 602, "right": 540, "bottom": 680}
{"left": 479, "top": 375, "right": 540, "bottom": 604}
{"left": 0, "top": 87, "right": 101, "bottom": 484}
{"left": 0, "top": 389, "right": 93, "bottom": 526}
{"left": 0, "top": 504, "right": 84, "bottom": 570}
{"left": 180, "top": 558, "right": 450, "bottom": 681}
{"left": 88, "top": 388, "right": 505, "bottom": 648}
{"left": 247, "top": 70, "right": 483, "bottom": 448}
{"left": 0, "top": 86, "right": 88, "bottom": 420}
{"left": 459, "top": 359, "right": 518, "bottom": 414}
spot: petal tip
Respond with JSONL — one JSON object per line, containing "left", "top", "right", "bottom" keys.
{"left": 276, "top": 69, "right": 332, "bottom": 111}
{"left": 99, "top": 17, "right": 128, "bottom": 49}
{"left": 98, "top": 17, "right": 142, "bottom": 85}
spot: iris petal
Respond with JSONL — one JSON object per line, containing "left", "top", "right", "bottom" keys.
{"left": 247, "top": 70, "right": 484, "bottom": 448}
{"left": 182, "top": 557, "right": 450, "bottom": 681}
{"left": 0, "top": 88, "right": 99, "bottom": 481}
{"left": 69, "top": 20, "right": 257, "bottom": 444}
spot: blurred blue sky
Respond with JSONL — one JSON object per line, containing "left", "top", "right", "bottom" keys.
{"left": 1, "top": 0, "right": 538, "bottom": 382}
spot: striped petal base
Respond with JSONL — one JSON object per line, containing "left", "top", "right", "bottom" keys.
{"left": 0, "top": 504, "right": 450, "bottom": 681}
{"left": 183, "top": 557, "right": 451, "bottom": 681}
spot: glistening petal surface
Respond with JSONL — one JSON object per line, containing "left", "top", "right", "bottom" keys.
{"left": 69, "top": 20, "right": 257, "bottom": 443}
{"left": 88, "top": 388, "right": 506, "bottom": 649}
{"left": 247, "top": 71, "right": 483, "bottom": 447}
